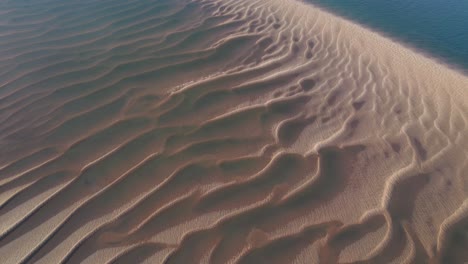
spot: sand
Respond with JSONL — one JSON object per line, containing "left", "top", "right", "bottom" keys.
{"left": 0, "top": 0, "right": 467, "bottom": 263}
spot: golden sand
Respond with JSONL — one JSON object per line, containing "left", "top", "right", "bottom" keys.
{"left": 0, "top": 0, "right": 467, "bottom": 263}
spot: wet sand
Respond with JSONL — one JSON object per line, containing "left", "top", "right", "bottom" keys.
{"left": 0, "top": 0, "right": 467, "bottom": 263}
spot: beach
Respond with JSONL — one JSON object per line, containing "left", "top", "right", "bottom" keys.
{"left": 0, "top": 0, "right": 467, "bottom": 263}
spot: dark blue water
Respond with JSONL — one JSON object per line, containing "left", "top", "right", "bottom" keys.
{"left": 305, "top": 0, "right": 468, "bottom": 71}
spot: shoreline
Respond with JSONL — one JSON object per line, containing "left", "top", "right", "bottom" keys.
{"left": 280, "top": 0, "right": 468, "bottom": 108}
{"left": 299, "top": 0, "right": 468, "bottom": 76}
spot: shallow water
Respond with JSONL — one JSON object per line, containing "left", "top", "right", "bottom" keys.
{"left": 305, "top": 0, "right": 468, "bottom": 71}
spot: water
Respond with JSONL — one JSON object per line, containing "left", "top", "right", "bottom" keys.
{"left": 305, "top": 0, "right": 468, "bottom": 71}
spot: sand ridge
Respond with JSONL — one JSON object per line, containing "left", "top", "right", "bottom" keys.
{"left": 0, "top": 0, "right": 467, "bottom": 263}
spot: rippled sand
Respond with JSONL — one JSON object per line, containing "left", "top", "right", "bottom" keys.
{"left": 0, "top": 0, "right": 467, "bottom": 263}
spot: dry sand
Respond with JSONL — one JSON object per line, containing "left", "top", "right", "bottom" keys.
{"left": 0, "top": 0, "right": 467, "bottom": 263}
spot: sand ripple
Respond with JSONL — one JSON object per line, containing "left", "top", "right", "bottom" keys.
{"left": 0, "top": 0, "right": 467, "bottom": 263}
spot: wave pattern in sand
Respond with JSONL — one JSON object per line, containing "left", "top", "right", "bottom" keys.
{"left": 0, "top": 0, "right": 467, "bottom": 263}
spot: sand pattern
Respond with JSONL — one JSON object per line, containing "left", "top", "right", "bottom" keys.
{"left": 0, "top": 0, "right": 467, "bottom": 263}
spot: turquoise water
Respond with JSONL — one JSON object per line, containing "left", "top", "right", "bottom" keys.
{"left": 305, "top": 0, "right": 468, "bottom": 71}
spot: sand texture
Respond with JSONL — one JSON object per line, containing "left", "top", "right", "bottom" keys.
{"left": 0, "top": 0, "right": 467, "bottom": 263}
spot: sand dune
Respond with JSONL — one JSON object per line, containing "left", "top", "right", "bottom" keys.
{"left": 0, "top": 0, "right": 467, "bottom": 263}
